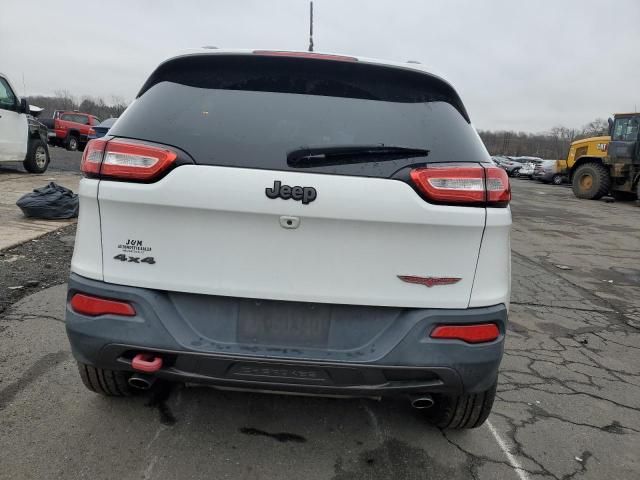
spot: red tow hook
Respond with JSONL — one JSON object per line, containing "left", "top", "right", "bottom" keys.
{"left": 131, "top": 353, "right": 163, "bottom": 373}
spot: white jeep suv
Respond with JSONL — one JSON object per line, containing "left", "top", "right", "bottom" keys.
{"left": 65, "top": 50, "right": 511, "bottom": 429}
{"left": 0, "top": 73, "right": 50, "bottom": 173}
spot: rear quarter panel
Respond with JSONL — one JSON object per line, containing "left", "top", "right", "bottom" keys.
{"left": 71, "top": 179, "right": 103, "bottom": 280}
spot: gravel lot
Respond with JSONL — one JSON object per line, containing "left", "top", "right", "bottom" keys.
{"left": 0, "top": 145, "right": 82, "bottom": 175}
{"left": 0, "top": 224, "right": 75, "bottom": 315}
{"left": 47, "top": 145, "right": 83, "bottom": 172}
{"left": 0, "top": 167, "right": 639, "bottom": 479}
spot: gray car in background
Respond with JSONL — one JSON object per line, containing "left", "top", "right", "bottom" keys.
{"left": 533, "top": 159, "right": 566, "bottom": 184}
{"left": 492, "top": 156, "right": 525, "bottom": 177}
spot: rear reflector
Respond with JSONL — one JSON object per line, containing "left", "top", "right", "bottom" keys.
{"left": 410, "top": 164, "right": 510, "bottom": 207}
{"left": 252, "top": 50, "right": 358, "bottom": 62}
{"left": 430, "top": 323, "right": 500, "bottom": 344}
{"left": 70, "top": 293, "right": 136, "bottom": 317}
{"left": 81, "top": 139, "right": 177, "bottom": 181}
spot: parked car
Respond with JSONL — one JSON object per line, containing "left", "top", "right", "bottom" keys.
{"left": 491, "top": 155, "right": 509, "bottom": 167}
{"left": 66, "top": 49, "right": 511, "bottom": 430}
{"left": 494, "top": 157, "right": 525, "bottom": 177}
{"left": 88, "top": 117, "right": 118, "bottom": 140}
{"left": 511, "top": 156, "right": 543, "bottom": 163}
{"left": 0, "top": 73, "right": 50, "bottom": 173}
{"left": 518, "top": 162, "right": 535, "bottom": 177}
{"left": 42, "top": 110, "right": 101, "bottom": 151}
{"left": 512, "top": 158, "right": 543, "bottom": 178}
{"left": 533, "top": 159, "right": 567, "bottom": 185}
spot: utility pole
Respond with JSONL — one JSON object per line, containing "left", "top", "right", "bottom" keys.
{"left": 308, "top": 1, "right": 314, "bottom": 52}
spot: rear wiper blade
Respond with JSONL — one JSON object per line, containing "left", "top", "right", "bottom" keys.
{"left": 287, "top": 145, "right": 429, "bottom": 168}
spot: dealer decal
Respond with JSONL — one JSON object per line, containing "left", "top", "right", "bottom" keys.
{"left": 114, "top": 239, "right": 155, "bottom": 265}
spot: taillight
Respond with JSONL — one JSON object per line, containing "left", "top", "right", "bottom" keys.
{"left": 88, "top": 128, "right": 96, "bottom": 136}
{"left": 485, "top": 166, "right": 511, "bottom": 205}
{"left": 80, "top": 138, "right": 177, "bottom": 181}
{"left": 430, "top": 323, "right": 500, "bottom": 344}
{"left": 70, "top": 293, "right": 136, "bottom": 317}
{"left": 410, "top": 164, "right": 510, "bottom": 207}
{"left": 80, "top": 138, "right": 107, "bottom": 176}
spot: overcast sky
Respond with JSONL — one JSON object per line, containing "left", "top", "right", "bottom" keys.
{"left": 1, "top": 0, "right": 638, "bottom": 131}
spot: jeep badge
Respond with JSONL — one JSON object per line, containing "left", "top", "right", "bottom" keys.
{"left": 265, "top": 180, "right": 317, "bottom": 204}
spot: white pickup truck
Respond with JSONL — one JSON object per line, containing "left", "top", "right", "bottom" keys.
{"left": 0, "top": 73, "right": 50, "bottom": 173}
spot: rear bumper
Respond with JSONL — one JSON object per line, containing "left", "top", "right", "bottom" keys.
{"left": 65, "top": 273, "right": 507, "bottom": 396}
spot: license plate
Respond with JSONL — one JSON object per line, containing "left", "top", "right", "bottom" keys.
{"left": 237, "top": 299, "right": 330, "bottom": 347}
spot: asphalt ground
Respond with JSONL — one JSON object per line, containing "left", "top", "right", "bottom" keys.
{"left": 47, "top": 145, "right": 83, "bottom": 172}
{"left": 0, "top": 144, "right": 84, "bottom": 174}
{"left": 1, "top": 151, "right": 639, "bottom": 479}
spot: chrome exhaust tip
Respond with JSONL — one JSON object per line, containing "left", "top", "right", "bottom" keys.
{"left": 409, "top": 395, "right": 434, "bottom": 409}
{"left": 128, "top": 373, "right": 156, "bottom": 390}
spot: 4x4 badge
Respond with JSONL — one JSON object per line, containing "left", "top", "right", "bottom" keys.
{"left": 266, "top": 181, "right": 317, "bottom": 204}
{"left": 397, "top": 275, "right": 461, "bottom": 288}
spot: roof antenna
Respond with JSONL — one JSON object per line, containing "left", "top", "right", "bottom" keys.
{"left": 308, "top": 1, "right": 314, "bottom": 52}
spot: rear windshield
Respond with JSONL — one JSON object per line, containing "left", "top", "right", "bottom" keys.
{"left": 109, "top": 55, "right": 489, "bottom": 177}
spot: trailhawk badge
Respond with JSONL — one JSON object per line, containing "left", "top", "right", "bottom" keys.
{"left": 266, "top": 181, "right": 317, "bottom": 204}
{"left": 397, "top": 275, "right": 461, "bottom": 288}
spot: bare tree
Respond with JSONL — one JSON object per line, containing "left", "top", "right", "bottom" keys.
{"left": 52, "top": 89, "right": 76, "bottom": 111}
{"left": 478, "top": 118, "right": 607, "bottom": 160}
{"left": 580, "top": 118, "right": 609, "bottom": 138}
{"left": 27, "top": 93, "right": 130, "bottom": 120}
{"left": 110, "top": 95, "right": 128, "bottom": 116}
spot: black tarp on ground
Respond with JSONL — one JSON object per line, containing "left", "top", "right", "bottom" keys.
{"left": 16, "top": 182, "right": 79, "bottom": 219}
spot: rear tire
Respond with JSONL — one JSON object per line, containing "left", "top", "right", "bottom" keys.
{"left": 77, "top": 362, "right": 133, "bottom": 397}
{"left": 572, "top": 162, "right": 610, "bottom": 199}
{"left": 511, "top": 168, "right": 520, "bottom": 178}
{"left": 424, "top": 381, "right": 497, "bottom": 429}
{"left": 66, "top": 135, "right": 79, "bottom": 151}
{"left": 552, "top": 174, "right": 563, "bottom": 185}
{"left": 23, "top": 138, "right": 50, "bottom": 173}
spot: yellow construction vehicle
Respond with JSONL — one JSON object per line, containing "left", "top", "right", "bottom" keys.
{"left": 568, "top": 113, "right": 640, "bottom": 200}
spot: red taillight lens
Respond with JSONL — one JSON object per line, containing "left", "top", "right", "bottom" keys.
{"left": 485, "top": 166, "right": 511, "bottom": 205}
{"left": 80, "top": 138, "right": 177, "bottom": 181}
{"left": 430, "top": 323, "right": 500, "bottom": 344}
{"left": 102, "top": 140, "right": 177, "bottom": 180}
{"left": 70, "top": 293, "right": 136, "bottom": 317}
{"left": 411, "top": 165, "right": 485, "bottom": 205}
{"left": 410, "top": 164, "right": 510, "bottom": 207}
{"left": 81, "top": 138, "right": 108, "bottom": 176}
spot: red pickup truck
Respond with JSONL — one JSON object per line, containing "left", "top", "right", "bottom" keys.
{"left": 44, "top": 111, "right": 101, "bottom": 151}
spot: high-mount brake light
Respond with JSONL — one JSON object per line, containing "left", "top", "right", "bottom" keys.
{"left": 252, "top": 50, "right": 358, "bottom": 62}
{"left": 80, "top": 139, "right": 177, "bottom": 181}
{"left": 410, "top": 165, "right": 510, "bottom": 207}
